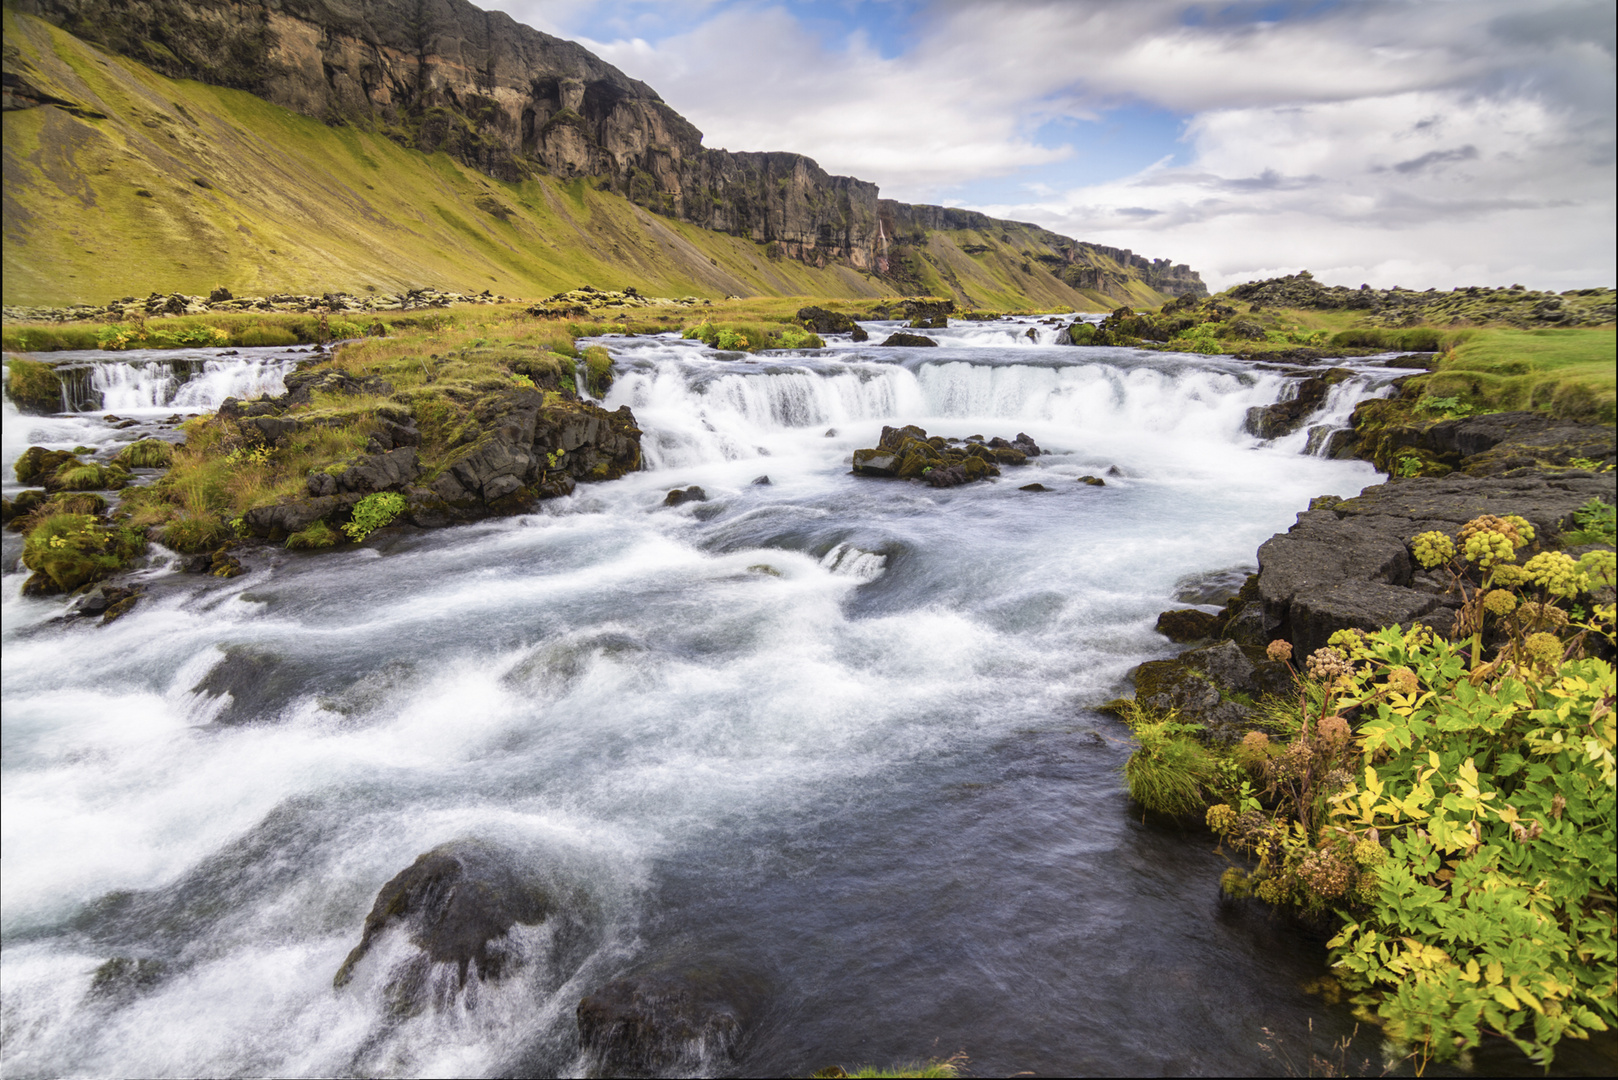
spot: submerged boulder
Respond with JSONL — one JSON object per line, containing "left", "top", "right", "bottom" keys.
{"left": 663, "top": 486, "right": 707, "bottom": 507}
{"left": 334, "top": 842, "right": 554, "bottom": 1012}
{"left": 877, "top": 332, "right": 937, "bottom": 348}
{"left": 577, "top": 961, "right": 768, "bottom": 1075}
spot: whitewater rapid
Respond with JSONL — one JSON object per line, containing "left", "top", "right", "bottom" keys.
{"left": 2, "top": 328, "right": 1410, "bottom": 1077}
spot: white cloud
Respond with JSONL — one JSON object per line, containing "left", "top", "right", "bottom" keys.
{"left": 479, "top": 0, "right": 1616, "bottom": 290}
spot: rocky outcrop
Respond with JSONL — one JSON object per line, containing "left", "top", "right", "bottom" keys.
{"left": 9, "top": 0, "right": 1203, "bottom": 294}
{"left": 877, "top": 332, "right": 936, "bottom": 348}
{"left": 1226, "top": 271, "right": 1614, "bottom": 329}
{"left": 1347, "top": 408, "right": 1618, "bottom": 478}
{"left": 1257, "top": 471, "right": 1614, "bottom": 659}
{"left": 3, "top": 287, "right": 513, "bottom": 325}
{"left": 577, "top": 961, "right": 768, "bottom": 1075}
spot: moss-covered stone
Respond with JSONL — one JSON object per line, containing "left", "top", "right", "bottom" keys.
{"left": 20, "top": 513, "right": 146, "bottom": 594}
{"left": 13, "top": 446, "right": 79, "bottom": 485}
{"left": 3, "top": 357, "right": 63, "bottom": 413}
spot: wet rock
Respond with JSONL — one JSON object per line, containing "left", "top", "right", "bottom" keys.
{"left": 751, "top": 475, "right": 771, "bottom": 485}
{"left": 1244, "top": 368, "right": 1354, "bottom": 440}
{"left": 877, "top": 332, "right": 937, "bottom": 347}
{"left": 1019, "top": 483, "right": 1051, "bottom": 492}
{"left": 191, "top": 646, "right": 302, "bottom": 725}
{"left": 334, "top": 842, "right": 553, "bottom": 1002}
{"left": 577, "top": 962, "right": 767, "bottom": 1075}
{"left": 1155, "top": 609, "right": 1218, "bottom": 642}
{"left": 210, "top": 551, "right": 245, "bottom": 578}
{"left": 241, "top": 494, "right": 357, "bottom": 540}
{"left": 851, "top": 448, "right": 902, "bottom": 477}
{"left": 1077, "top": 475, "right": 1106, "bottom": 486}
{"left": 849, "top": 324, "right": 869, "bottom": 342}
{"left": 663, "top": 486, "right": 707, "bottom": 507}
{"left": 87, "top": 957, "right": 167, "bottom": 1001}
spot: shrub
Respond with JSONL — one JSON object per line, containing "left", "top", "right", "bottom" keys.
{"left": 1205, "top": 512, "right": 1618, "bottom": 1069}
{"left": 161, "top": 513, "right": 230, "bottom": 553}
{"left": 342, "top": 491, "right": 406, "bottom": 541}
{"left": 114, "top": 439, "right": 175, "bottom": 468}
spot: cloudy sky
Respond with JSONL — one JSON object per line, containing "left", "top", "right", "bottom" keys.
{"left": 483, "top": 0, "right": 1615, "bottom": 292}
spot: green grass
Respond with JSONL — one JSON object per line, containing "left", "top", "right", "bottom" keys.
{"left": 1428, "top": 327, "right": 1617, "bottom": 423}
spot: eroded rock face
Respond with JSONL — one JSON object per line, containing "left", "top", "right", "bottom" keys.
{"left": 577, "top": 962, "right": 768, "bottom": 1076}
{"left": 334, "top": 842, "right": 553, "bottom": 1010}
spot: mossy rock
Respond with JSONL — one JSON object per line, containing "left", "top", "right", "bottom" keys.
{"left": 114, "top": 440, "right": 175, "bottom": 469}
{"left": 20, "top": 514, "right": 146, "bottom": 594}
{"left": 14, "top": 446, "right": 80, "bottom": 485}
{"left": 3, "top": 358, "right": 63, "bottom": 414}
{"left": 49, "top": 462, "right": 132, "bottom": 492}
{"left": 1156, "top": 609, "right": 1219, "bottom": 642}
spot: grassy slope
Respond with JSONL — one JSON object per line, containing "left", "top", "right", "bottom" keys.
{"left": 2, "top": 12, "right": 1172, "bottom": 311}
{"left": 2, "top": 12, "right": 891, "bottom": 306}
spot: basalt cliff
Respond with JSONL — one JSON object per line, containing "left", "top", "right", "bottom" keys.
{"left": 3, "top": 0, "right": 1202, "bottom": 306}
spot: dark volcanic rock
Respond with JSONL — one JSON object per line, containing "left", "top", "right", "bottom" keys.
{"left": 795, "top": 306, "right": 857, "bottom": 334}
{"left": 1155, "top": 609, "right": 1218, "bottom": 642}
{"left": 1257, "top": 472, "right": 1613, "bottom": 658}
{"left": 663, "top": 486, "right": 707, "bottom": 507}
{"left": 334, "top": 842, "right": 552, "bottom": 997}
{"left": 241, "top": 494, "right": 359, "bottom": 540}
{"left": 878, "top": 332, "right": 937, "bottom": 347}
{"left": 577, "top": 962, "right": 767, "bottom": 1075}
{"left": 1353, "top": 410, "right": 1617, "bottom": 477}
{"left": 1244, "top": 368, "right": 1354, "bottom": 439}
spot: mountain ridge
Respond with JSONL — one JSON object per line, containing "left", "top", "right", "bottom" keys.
{"left": 3, "top": 0, "right": 1204, "bottom": 305}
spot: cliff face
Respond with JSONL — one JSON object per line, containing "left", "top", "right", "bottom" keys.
{"left": 5, "top": 0, "right": 1202, "bottom": 299}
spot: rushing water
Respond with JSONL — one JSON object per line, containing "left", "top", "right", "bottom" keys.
{"left": 3, "top": 326, "right": 1415, "bottom": 1076}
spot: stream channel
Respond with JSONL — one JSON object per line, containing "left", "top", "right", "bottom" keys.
{"left": 3, "top": 318, "right": 1412, "bottom": 1076}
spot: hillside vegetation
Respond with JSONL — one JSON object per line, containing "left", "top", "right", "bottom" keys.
{"left": 2, "top": 11, "right": 1180, "bottom": 311}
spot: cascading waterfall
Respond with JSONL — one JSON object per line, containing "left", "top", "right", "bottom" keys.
{"left": 1, "top": 326, "right": 1408, "bottom": 1078}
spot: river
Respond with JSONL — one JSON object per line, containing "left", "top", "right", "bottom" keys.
{"left": 2, "top": 320, "right": 1405, "bottom": 1076}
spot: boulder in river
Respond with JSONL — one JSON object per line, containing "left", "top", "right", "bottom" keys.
{"left": 877, "top": 332, "right": 937, "bottom": 347}
{"left": 663, "top": 486, "right": 707, "bottom": 507}
{"left": 1154, "top": 609, "right": 1218, "bottom": 643}
{"left": 334, "top": 841, "right": 555, "bottom": 1013}
{"left": 850, "top": 424, "right": 1018, "bottom": 487}
{"left": 577, "top": 961, "right": 768, "bottom": 1075}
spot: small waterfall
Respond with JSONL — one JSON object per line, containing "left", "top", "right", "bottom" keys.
{"left": 3, "top": 350, "right": 301, "bottom": 414}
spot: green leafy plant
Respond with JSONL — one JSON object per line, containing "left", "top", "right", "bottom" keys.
{"left": 1564, "top": 498, "right": 1616, "bottom": 546}
{"left": 1396, "top": 455, "right": 1423, "bottom": 478}
{"left": 510, "top": 372, "right": 536, "bottom": 389}
{"left": 1201, "top": 512, "right": 1617, "bottom": 1070}
{"left": 342, "top": 491, "right": 406, "bottom": 541}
